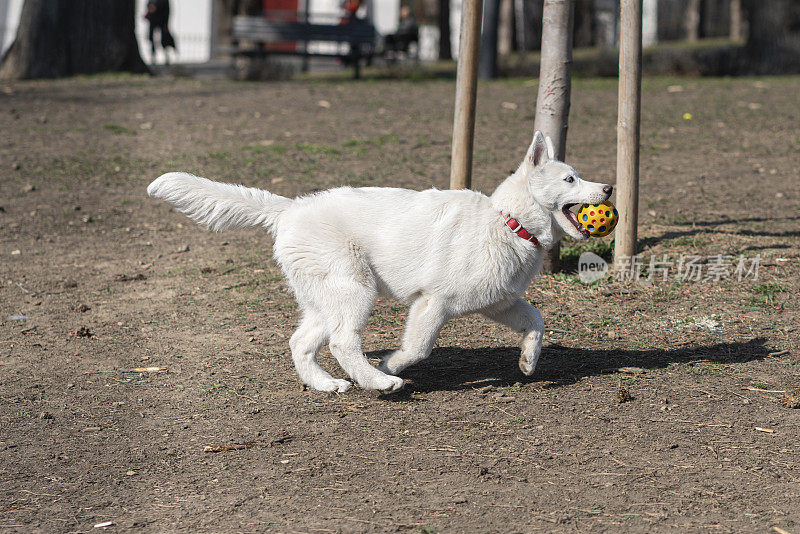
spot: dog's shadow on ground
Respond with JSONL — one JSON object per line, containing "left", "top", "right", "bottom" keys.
{"left": 638, "top": 215, "right": 800, "bottom": 248}
{"left": 368, "top": 337, "right": 772, "bottom": 395}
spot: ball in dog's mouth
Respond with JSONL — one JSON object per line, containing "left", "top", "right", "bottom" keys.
{"left": 562, "top": 204, "right": 590, "bottom": 238}
{"left": 577, "top": 202, "right": 618, "bottom": 237}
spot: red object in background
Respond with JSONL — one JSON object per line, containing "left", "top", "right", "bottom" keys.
{"left": 262, "top": 0, "right": 299, "bottom": 52}
{"left": 263, "top": 0, "right": 298, "bottom": 13}
{"left": 341, "top": 0, "right": 362, "bottom": 22}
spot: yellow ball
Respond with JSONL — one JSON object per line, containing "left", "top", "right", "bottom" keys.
{"left": 577, "top": 202, "right": 618, "bottom": 237}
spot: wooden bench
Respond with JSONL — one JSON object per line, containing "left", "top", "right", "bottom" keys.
{"left": 231, "top": 15, "right": 377, "bottom": 79}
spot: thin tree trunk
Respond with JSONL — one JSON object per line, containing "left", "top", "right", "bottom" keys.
{"left": 0, "top": 0, "right": 148, "bottom": 79}
{"left": 450, "top": 0, "right": 484, "bottom": 190}
{"left": 685, "top": 0, "right": 701, "bottom": 42}
{"left": 642, "top": 0, "right": 658, "bottom": 46}
{"left": 212, "top": 0, "right": 237, "bottom": 58}
{"left": 514, "top": 0, "right": 526, "bottom": 52}
{"left": 479, "top": 0, "right": 500, "bottom": 79}
{"left": 534, "top": 0, "right": 574, "bottom": 272}
{"left": 729, "top": 0, "right": 742, "bottom": 41}
{"left": 498, "top": 0, "right": 514, "bottom": 56}
{"left": 613, "top": 0, "right": 642, "bottom": 269}
{"left": 744, "top": 0, "right": 800, "bottom": 74}
{"left": 572, "top": 0, "right": 592, "bottom": 47}
{"left": 439, "top": 0, "right": 452, "bottom": 59}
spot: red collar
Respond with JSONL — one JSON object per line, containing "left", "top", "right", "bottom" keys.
{"left": 501, "top": 212, "right": 541, "bottom": 246}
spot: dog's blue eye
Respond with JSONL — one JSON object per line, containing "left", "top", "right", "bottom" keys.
{"left": 564, "top": 176, "right": 574, "bottom": 183}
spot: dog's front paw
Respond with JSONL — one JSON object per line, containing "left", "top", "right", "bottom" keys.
{"left": 362, "top": 373, "right": 405, "bottom": 394}
{"left": 377, "top": 375, "right": 405, "bottom": 394}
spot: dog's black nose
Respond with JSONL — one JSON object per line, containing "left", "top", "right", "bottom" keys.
{"left": 603, "top": 185, "right": 613, "bottom": 196}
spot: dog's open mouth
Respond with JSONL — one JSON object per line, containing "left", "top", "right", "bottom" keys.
{"left": 562, "top": 204, "right": 590, "bottom": 238}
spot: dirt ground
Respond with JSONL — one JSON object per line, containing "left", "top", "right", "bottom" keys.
{"left": 1, "top": 73, "right": 799, "bottom": 533}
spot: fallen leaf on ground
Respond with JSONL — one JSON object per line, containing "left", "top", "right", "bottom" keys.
{"left": 204, "top": 433, "right": 293, "bottom": 453}
{"left": 780, "top": 392, "right": 799, "bottom": 409}
{"left": 114, "top": 273, "right": 146, "bottom": 282}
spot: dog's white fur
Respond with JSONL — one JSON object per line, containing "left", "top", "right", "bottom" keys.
{"left": 148, "top": 131, "right": 612, "bottom": 393}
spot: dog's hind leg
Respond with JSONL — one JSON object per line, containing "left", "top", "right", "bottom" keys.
{"left": 323, "top": 281, "right": 405, "bottom": 394}
{"left": 482, "top": 297, "right": 544, "bottom": 376}
{"left": 378, "top": 295, "right": 448, "bottom": 375}
{"left": 290, "top": 310, "right": 351, "bottom": 393}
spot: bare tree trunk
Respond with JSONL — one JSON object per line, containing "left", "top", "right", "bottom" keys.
{"left": 572, "top": 0, "right": 592, "bottom": 47}
{"left": 613, "top": 0, "right": 642, "bottom": 270}
{"left": 685, "top": 0, "right": 701, "bottom": 42}
{"left": 212, "top": 0, "right": 236, "bottom": 58}
{"left": 514, "top": 0, "right": 526, "bottom": 52}
{"left": 642, "top": 0, "right": 658, "bottom": 46}
{"left": 439, "top": 0, "right": 452, "bottom": 59}
{"left": 729, "top": 0, "right": 742, "bottom": 41}
{"left": 479, "top": 0, "right": 500, "bottom": 79}
{"left": 498, "top": 0, "right": 514, "bottom": 56}
{"left": 0, "top": 0, "right": 148, "bottom": 80}
{"left": 534, "top": 0, "right": 574, "bottom": 272}
{"left": 744, "top": 0, "right": 800, "bottom": 74}
{"left": 450, "top": 0, "right": 484, "bottom": 190}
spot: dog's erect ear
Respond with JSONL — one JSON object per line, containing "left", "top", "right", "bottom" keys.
{"left": 545, "top": 136, "right": 556, "bottom": 160}
{"left": 525, "top": 131, "right": 548, "bottom": 168}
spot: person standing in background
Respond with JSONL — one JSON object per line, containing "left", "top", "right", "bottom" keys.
{"left": 384, "top": 5, "right": 418, "bottom": 61}
{"left": 145, "top": 0, "right": 177, "bottom": 65}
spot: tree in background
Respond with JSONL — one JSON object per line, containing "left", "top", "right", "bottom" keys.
{"left": 729, "top": 0, "right": 742, "bottom": 41}
{"left": 497, "top": 0, "right": 514, "bottom": 55}
{"left": 534, "top": 0, "right": 574, "bottom": 272}
{"left": 479, "top": 0, "right": 501, "bottom": 79}
{"left": 0, "top": 0, "right": 148, "bottom": 79}
{"left": 745, "top": 0, "right": 800, "bottom": 74}
{"left": 572, "top": 0, "right": 593, "bottom": 47}
{"left": 685, "top": 0, "right": 700, "bottom": 42}
{"left": 438, "top": 0, "right": 452, "bottom": 60}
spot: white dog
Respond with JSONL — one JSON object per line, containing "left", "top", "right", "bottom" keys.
{"left": 147, "top": 131, "right": 612, "bottom": 393}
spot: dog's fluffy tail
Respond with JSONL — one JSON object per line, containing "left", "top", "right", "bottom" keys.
{"left": 147, "top": 172, "right": 291, "bottom": 233}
